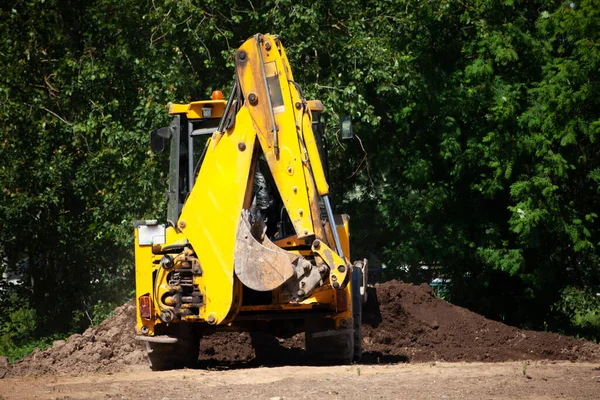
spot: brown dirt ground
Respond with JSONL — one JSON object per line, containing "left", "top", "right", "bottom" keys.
{"left": 4, "top": 280, "right": 600, "bottom": 378}
{"left": 2, "top": 362, "right": 600, "bottom": 399}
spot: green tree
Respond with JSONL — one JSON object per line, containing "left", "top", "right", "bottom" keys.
{"left": 1, "top": 0, "right": 599, "bottom": 347}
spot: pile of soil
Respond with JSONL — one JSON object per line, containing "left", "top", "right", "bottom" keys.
{"left": 359, "top": 281, "right": 600, "bottom": 363}
{"left": 7, "top": 301, "right": 146, "bottom": 377}
{"left": 5, "top": 280, "right": 600, "bottom": 376}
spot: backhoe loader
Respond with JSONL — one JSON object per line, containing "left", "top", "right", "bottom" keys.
{"left": 134, "top": 33, "right": 368, "bottom": 370}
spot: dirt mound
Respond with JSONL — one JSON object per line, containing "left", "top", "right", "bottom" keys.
{"left": 359, "top": 281, "right": 600, "bottom": 363}
{"left": 8, "top": 301, "right": 146, "bottom": 377}
{"left": 5, "top": 281, "right": 600, "bottom": 376}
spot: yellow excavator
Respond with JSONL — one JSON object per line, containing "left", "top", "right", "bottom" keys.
{"left": 133, "top": 33, "right": 368, "bottom": 369}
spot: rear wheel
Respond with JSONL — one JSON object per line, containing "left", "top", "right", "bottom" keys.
{"left": 146, "top": 325, "right": 200, "bottom": 371}
{"left": 305, "top": 326, "right": 354, "bottom": 365}
{"left": 305, "top": 266, "right": 363, "bottom": 365}
{"left": 352, "top": 266, "right": 363, "bottom": 362}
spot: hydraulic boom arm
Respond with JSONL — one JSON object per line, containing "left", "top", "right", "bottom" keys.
{"left": 175, "top": 34, "right": 349, "bottom": 325}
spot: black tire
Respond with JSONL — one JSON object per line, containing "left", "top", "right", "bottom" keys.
{"left": 147, "top": 342, "right": 179, "bottom": 371}
{"left": 351, "top": 266, "right": 363, "bottom": 362}
{"left": 146, "top": 325, "right": 200, "bottom": 371}
{"left": 305, "top": 267, "right": 363, "bottom": 365}
{"left": 305, "top": 326, "right": 354, "bottom": 365}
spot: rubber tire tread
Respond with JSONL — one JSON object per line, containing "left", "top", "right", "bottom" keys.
{"left": 351, "top": 266, "right": 363, "bottom": 362}
{"left": 305, "top": 328, "right": 354, "bottom": 365}
{"left": 146, "top": 329, "right": 200, "bottom": 371}
{"left": 304, "top": 267, "right": 363, "bottom": 365}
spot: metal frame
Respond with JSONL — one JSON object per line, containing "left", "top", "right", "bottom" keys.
{"left": 166, "top": 115, "right": 181, "bottom": 226}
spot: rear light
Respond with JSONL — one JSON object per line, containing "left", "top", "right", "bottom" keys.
{"left": 336, "top": 289, "right": 348, "bottom": 312}
{"left": 139, "top": 294, "right": 152, "bottom": 319}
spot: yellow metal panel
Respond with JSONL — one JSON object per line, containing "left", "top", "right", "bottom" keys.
{"left": 275, "top": 41, "right": 329, "bottom": 198}
{"left": 177, "top": 107, "right": 257, "bottom": 325}
{"left": 336, "top": 214, "right": 351, "bottom": 260}
{"left": 169, "top": 100, "right": 226, "bottom": 119}
{"left": 134, "top": 228, "right": 156, "bottom": 334}
{"left": 301, "top": 286, "right": 336, "bottom": 305}
{"left": 307, "top": 100, "right": 324, "bottom": 113}
{"left": 235, "top": 34, "right": 326, "bottom": 239}
{"left": 135, "top": 226, "right": 188, "bottom": 334}
{"left": 275, "top": 41, "right": 329, "bottom": 232}
{"left": 272, "top": 235, "right": 304, "bottom": 248}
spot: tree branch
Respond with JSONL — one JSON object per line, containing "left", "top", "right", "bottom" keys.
{"left": 40, "top": 106, "right": 72, "bottom": 126}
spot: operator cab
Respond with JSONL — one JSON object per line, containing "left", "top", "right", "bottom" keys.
{"left": 150, "top": 91, "right": 333, "bottom": 237}
{"left": 150, "top": 91, "right": 226, "bottom": 226}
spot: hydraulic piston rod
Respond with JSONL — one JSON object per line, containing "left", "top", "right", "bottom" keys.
{"left": 323, "top": 195, "right": 344, "bottom": 257}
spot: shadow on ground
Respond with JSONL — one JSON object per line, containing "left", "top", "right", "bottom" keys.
{"left": 193, "top": 350, "right": 408, "bottom": 370}
{"left": 192, "top": 336, "right": 407, "bottom": 370}
{"left": 189, "top": 286, "right": 406, "bottom": 370}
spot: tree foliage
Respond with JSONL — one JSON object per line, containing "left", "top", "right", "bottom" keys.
{"left": 0, "top": 0, "right": 599, "bottom": 343}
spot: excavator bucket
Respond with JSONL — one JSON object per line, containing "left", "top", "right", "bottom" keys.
{"left": 234, "top": 210, "right": 298, "bottom": 291}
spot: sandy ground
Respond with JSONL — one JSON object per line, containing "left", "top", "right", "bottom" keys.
{"left": 1, "top": 361, "right": 600, "bottom": 400}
